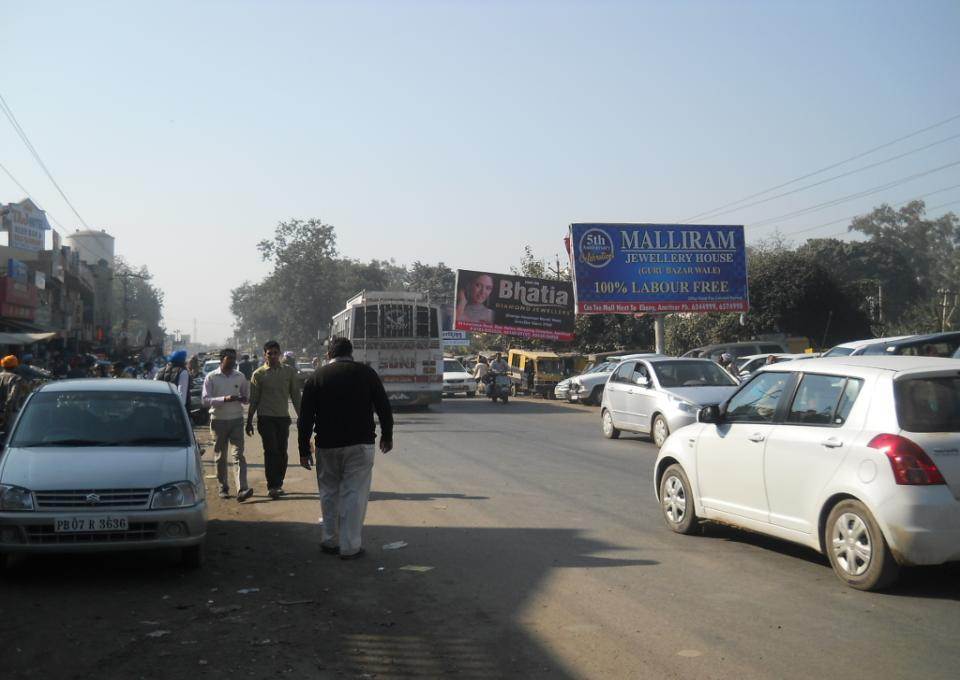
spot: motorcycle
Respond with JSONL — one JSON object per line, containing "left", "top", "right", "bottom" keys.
{"left": 485, "top": 372, "right": 511, "bottom": 403}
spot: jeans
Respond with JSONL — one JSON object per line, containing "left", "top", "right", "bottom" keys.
{"left": 316, "top": 443, "right": 375, "bottom": 556}
{"left": 257, "top": 415, "right": 291, "bottom": 490}
{"left": 211, "top": 418, "right": 247, "bottom": 492}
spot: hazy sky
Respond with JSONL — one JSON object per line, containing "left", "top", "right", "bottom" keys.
{"left": 3, "top": 0, "right": 959, "bottom": 342}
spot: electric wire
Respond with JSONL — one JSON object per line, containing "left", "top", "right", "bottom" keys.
{"left": 0, "top": 90, "right": 92, "bottom": 230}
{"left": 816, "top": 199, "right": 960, "bottom": 240}
{"left": 689, "top": 132, "right": 960, "bottom": 222}
{"left": 745, "top": 159, "right": 960, "bottom": 228}
{"left": 0, "top": 158, "right": 67, "bottom": 230}
{"left": 684, "top": 111, "right": 960, "bottom": 222}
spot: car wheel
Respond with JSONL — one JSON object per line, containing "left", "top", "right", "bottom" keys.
{"left": 467, "top": 391, "right": 476, "bottom": 398}
{"left": 181, "top": 544, "right": 204, "bottom": 570}
{"left": 652, "top": 415, "right": 670, "bottom": 448}
{"left": 659, "top": 464, "right": 698, "bottom": 534}
{"left": 601, "top": 409, "right": 620, "bottom": 439}
{"left": 824, "top": 499, "right": 900, "bottom": 591}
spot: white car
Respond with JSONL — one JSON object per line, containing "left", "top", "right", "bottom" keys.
{"left": 735, "top": 352, "right": 818, "bottom": 379}
{"left": 822, "top": 335, "right": 915, "bottom": 357}
{"left": 442, "top": 359, "right": 477, "bottom": 397}
{"left": 654, "top": 356, "right": 960, "bottom": 591}
{"left": 0, "top": 379, "right": 207, "bottom": 569}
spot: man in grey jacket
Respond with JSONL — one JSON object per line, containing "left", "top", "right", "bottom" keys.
{"left": 203, "top": 349, "right": 252, "bottom": 501}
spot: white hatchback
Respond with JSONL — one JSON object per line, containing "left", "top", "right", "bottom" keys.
{"left": 654, "top": 356, "right": 960, "bottom": 591}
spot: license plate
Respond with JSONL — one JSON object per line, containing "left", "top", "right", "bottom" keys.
{"left": 54, "top": 516, "right": 129, "bottom": 532}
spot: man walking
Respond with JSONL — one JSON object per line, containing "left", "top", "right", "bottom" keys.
{"left": 156, "top": 350, "right": 191, "bottom": 407}
{"left": 203, "top": 349, "right": 253, "bottom": 501}
{"left": 297, "top": 337, "right": 393, "bottom": 560}
{"left": 0, "top": 355, "right": 27, "bottom": 433}
{"left": 238, "top": 354, "right": 253, "bottom": 381}
{"left": 246, "top": 340, "right": 301, "bottom": 499}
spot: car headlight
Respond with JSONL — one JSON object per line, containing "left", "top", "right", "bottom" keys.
{"left": 151, "top": 481, "right": 199, "bottom": 509}
{"left": 0, "top": 484, "right": 35, "bottom": 511}
{"left": 669, "top": 395, "right": 697, "bottom": 414}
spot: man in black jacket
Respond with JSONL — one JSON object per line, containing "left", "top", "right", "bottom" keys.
{"left": 297, "top": 337, "right": 393, "bottom": 560}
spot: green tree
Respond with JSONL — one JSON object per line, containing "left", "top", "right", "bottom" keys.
{"left": 111, "top": 257, "right": 164, "bottom": 352}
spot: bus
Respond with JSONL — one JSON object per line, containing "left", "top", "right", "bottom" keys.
{"left": 328, "top": 290, "right": 443, "bottom": 407}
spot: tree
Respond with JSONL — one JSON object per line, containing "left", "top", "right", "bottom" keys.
{"left": 111, "top": 257, "right": 164, "bottom": 353}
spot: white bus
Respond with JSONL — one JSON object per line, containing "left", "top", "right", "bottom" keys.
{"left": 329, "top": 290, "right": 443, "bottom": 407}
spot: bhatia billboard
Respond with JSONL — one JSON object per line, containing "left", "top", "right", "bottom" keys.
{"left": 569, "top": 223, "right": 749, "bottom": 313}
{"left": 454, "top": 270, "right": 575, "bottom": 341}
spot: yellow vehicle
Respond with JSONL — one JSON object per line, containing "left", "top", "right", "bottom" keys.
{"left": 507, "top": 350, "right": 567, "bottom": 398}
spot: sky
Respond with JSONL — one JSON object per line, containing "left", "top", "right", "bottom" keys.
{"left": 2, "top": 0, "right": 959, "bottom": 343}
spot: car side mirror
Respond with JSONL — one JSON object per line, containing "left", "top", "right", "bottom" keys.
{"left": 698, "top": 404, "right": 721, "bottom": 423}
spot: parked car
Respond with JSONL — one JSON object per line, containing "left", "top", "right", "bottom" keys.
{"left": 442, "top": 359, "right": 477, "bottom": 397}
{"left": 857, "top": 331, "right": 960, "bottom": 358}
{"left": 822, "top": 335, "right": 916, "bottom": 357}
{"left": 0, "top": 379, "right": 207, "bottom": 570}
{"left": 570, "top": 354, "right": 661, "bottom": 405}
{"left": 554, "top": 378, "right": 572, "bottom": 401}
{"left": 601, "top": 357, "right": 739, "bottom": 448}
{"left": 202, "top": 359, "right": 220, "bottom": 375}
{"left": 735, "top": 352, "right": 817, "bottom": 379}
{"left": 654, "top": 356, "right": 960, "bottom": 591}
{"left": 682, "top": 341, "right": 788, "bottom": 362}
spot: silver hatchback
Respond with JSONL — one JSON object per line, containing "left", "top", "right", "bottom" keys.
{"left": 0, "top": 379, "right": 207, "bottom": 569}
{"left": 601, "top": 357, "right": 739, "bottom": 448}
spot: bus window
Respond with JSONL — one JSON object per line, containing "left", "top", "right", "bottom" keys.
{"left": 382, "top": 304, "right": 413, "bottom": 338}
{"left": 416, "top": 306, "right": 430, "bottom": 338}
{"left": 430, "top": 307, "right": 439, "bottom": 338}
{"left": 364, "top": 306, "right": 379, "bottom": 338}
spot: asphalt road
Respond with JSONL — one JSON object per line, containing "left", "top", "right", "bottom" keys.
{"left": 1, "top": 396, "right": 958, "bottom": 679}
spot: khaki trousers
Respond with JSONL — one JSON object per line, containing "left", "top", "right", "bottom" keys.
{"left": 316, "top": 444, "right": 375, "bottom": 556}
{"left": 211, "top": 418, "right": 247, "bottom": 492}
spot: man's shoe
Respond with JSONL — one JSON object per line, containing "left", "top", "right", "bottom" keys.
{"left": 339, "top": 548, "right": 365, "bottom": 561}
{"left": 218, "top": 489, "right": 231, "bottom": 499}
{"left": 274, "top": 488, "right": 286, "bottom": 497}
{"left": 267, "top": 488, "right": 280, "bottom": 499}
{"left": 237, "top": 488, "right": 254, "bottom": 502}
{"left": 320, "top": 544, "right": 340, "bottom": 555}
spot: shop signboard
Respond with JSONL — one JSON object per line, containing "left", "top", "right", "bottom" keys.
{"left": 1, "top": 199, "right": 50, "bottom": 252}
{"left": 568, "top": 223, "right": 749, "bottom": 313}
{"left": 454, "top": 270, "right": 575, "bottom": 341}
{"left": 441, "top": 330, "right": 470, "bottom": 347}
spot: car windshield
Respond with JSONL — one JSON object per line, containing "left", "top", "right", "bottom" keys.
{"left": 444, "top": 360, "right": 466, "bottom": 373}
{"left": 11, "top": 390, "right": 191, "bottom": 448}
{"left": 823, "top": 346, "right": 855, "bottom": 357}
{"left": 586, "top": 361, "right": 612, "bottom": 374}
{"left": 203, "top": 361, "right": 220, "bottom": 374}
{"left": 895, "top": 377, "right": 960, "bottom": 432}
{"left": 652, "top": 360, "right": 738, "bottom": 387}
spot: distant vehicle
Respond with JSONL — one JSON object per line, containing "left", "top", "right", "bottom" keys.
{"left": 735, "top": 353, "right": 818, "bottom": 378}
{"left": 442, "top": 359, "right": 477, "bottom": 398}
{"left": 601, "top": 357, "right": 739, "bottom": 448}
{"left": 682, "top": 341, "right": 788, "bottom": 362}
{"left": 655, "top": 356, "right": 960, "bottom": 591}
{"left": 507, "top": 350, "right": 565, "bottom": 398}
{"left": 822, "top": 335, "right": 915, "bottom": 357}
{"left": 858, "top": 331, "right": 960, "bottom": 358}
{"left": 202, "top": 360, "right": 220, "bottom": 375}
{"left": 297, "top": 362, "right": 313, "bottom": 372}
{"left": 0, "top": 379, "right": 207, "bottom": 570}
{"left": 569, "top": 354, "right": 661, "bottom": 405}
{"left": 329, "top": 290, "right": 443, "bottom": 407}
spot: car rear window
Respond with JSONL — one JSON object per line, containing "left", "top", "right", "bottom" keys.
{"left": 895, "top": 377, "right": 960, "bottom": 432}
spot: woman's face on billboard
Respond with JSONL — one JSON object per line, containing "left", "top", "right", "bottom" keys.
{"left": 469, "top": 275, "right": 494, "bottom": 305}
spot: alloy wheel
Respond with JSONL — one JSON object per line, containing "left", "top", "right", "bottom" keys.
{"left": 662, "top": 475, "right": 687, "bottom": 524}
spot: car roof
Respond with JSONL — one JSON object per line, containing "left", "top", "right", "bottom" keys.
{"left": 759, "top": 355, "right": 960, "bottom": 376}
{"left": 38, "top": 378, "right": 177, "bottom": 394}
{"left": 830, "top": 335, "right": 915, "bottom": 350}
{"left": 612, "top": 353, "right": 662, "bottom": 361}
{"left": 634, "top": 356, "right": 714, "bottom": 364}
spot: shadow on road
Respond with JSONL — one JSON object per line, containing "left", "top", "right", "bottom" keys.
{"left": 433, "top": 399, "right": 588, "bottom": 415}
{"left": 369, "top": 491, "right": 489, "bottom": 502}
{"left": 0, "top": 522, "right": 653, "bottom": 679}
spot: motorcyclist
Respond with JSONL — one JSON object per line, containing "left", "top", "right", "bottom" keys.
{"left": 489, "top": 353, "right": 508, "bottom": 373}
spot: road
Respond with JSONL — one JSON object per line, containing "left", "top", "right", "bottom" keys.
{"left": 1, "top": 396, "right": 958, "bottom": 679}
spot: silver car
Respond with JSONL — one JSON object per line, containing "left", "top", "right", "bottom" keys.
{"left": 0, "top": 379, "right": 207, "bottom": 569}
{"left": 601, "top": 356, "right": 739, "bottom": 448}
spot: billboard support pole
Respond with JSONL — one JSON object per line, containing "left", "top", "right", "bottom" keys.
{"left": 654, "top": 314, "right": 666, "bottom": 354}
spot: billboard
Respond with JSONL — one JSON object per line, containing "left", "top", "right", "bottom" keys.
{"left": 441, "top": 330, "right": 470, "bottom": 347}
{"left": 569, "top": 223, "right": 749, "bottom": 313}
{"left": 454, "top": 270, "right": 575, "bottom": 341}
{"left": 0, "top": 199, "right": 50, "bottom": 252}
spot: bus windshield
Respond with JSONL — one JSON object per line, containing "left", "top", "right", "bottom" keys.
{"left": 352, "top": 303, "right": 439, "bottom": 339}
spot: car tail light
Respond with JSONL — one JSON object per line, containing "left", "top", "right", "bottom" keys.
{"left": 868, "top": 434, "right": 945, "bottom": 485}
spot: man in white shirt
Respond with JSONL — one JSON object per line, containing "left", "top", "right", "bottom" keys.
{"left": 202, "top": 348, "right": 253, "bottom": 502}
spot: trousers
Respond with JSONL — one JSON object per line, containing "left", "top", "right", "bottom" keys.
{"left": 211, "top": 418, "right": 247, "bottom": 492}
{"left": 257, "top": 416, "right": 291, "bottom": 490}
{"left": 316, "top": 444, "right": 375, "bottom": 556}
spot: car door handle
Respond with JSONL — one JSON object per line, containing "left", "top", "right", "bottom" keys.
{"left": 821, "top": 438, "right": 844, "bottom": 449}
{"left": 747, "top": 433, "right": 765, "bottom": 443}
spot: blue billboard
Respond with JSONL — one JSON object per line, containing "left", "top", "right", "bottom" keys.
{"left": 568, "top": 223, "right": 749, "bottom": 314}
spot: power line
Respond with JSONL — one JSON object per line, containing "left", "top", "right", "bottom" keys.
{"left": 0, "top": 90, "right": 92, "bottom": 230}
{"left": 745, "top": 159, "right": 960, "bottom": 228}
{"left": 684, "top": 111, "right": 960, "bottom": 222}
{"left": 814, "top": 199, "right": 960, "bottom": 241}
{"left": 691, "top": 132, "right": 960, "bottom": 222}
{"left": 770, "top": 183, "right": 960, "bottom": 238}
{"left": 0, "top": 158, "right": 67, "bottom": 230}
